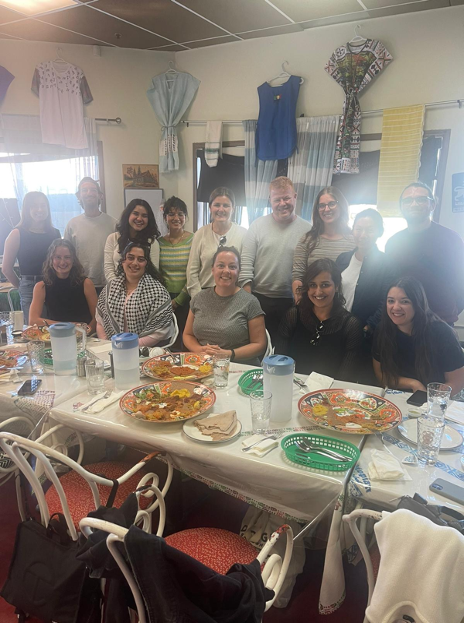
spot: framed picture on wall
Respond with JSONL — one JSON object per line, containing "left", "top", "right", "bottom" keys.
{"left": 123, "top": 164, "right": 159, "bottom": 189}
{"left": 124, "top": 188, "right": 167, "bottom": 236}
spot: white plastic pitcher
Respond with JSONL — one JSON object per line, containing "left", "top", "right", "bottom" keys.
{"left": 49, "top": 323, "right": 86, "bottom": 376}
{"left": 111, "top": 332, "right": 140, "bottom": 390}
{"left": 263, "top": 354, "right": 295, "bottom": 423}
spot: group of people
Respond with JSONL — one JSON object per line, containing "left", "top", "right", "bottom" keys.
{"left": 3, "top": 174, "right": 464, "bottom": 395}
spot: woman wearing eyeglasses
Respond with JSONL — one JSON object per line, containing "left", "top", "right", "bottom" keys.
{"left": 186, "top": 187, "right": 247, "bottom": 298}
{"left": 292, "top": 187, "right": 355, "bottom": 302}
{"left": 276, "top": 258, "right": 362, "bottom": 377}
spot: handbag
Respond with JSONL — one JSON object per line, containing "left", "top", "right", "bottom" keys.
{"left": 397, "top": 493, "right": 464, "bottom": 533}
{"left": 1, "top": 513, "right": 99, "bottom": 623}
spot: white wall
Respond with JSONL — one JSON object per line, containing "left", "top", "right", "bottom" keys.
{"left": 0, "top": 39, "right": 176, "bottom": 219}
{"left": 174, "top": 5, "right": 464, "bottom": 236}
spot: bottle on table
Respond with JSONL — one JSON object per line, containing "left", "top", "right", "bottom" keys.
{"left": 111, "top": 332, "right": 140, "bottom": 391}
{"left": 263, "top": 354, "right": 295, "bottom": 423}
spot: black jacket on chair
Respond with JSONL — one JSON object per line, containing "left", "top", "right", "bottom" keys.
{"left": 336, "top": 246, "right": 398, "bottom": 330}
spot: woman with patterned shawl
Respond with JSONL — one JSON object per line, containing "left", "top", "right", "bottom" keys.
{"left": 96, "top": 242, "right": 174, "bottom": 347}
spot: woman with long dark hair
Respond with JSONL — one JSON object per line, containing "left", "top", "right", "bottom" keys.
{"left": 2, "top": 191, "right": 60, "bottom": 324}
{"left": 373, "top": 277, "right": 464, "bottom": 394}
{"left": 104, "top": 199, "right": 160, "bottom": 282}
{"left": 276, "top": 258, "right": 362, "bottom": 378}
{"left": 187, "top": 187, "right": 247, "bottom": 298}
{"left": 292, "top": 187, "right": 355, "bottom": 302}
{"left": 29, "top": 239, "right": 97, "bottom": 333}
{"left": 97, "top": 242, "right": 173, "bottom": 346}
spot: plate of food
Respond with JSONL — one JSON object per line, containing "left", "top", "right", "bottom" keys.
{"left": 22, "top": 326, "right": 51, "bottom": 342}
{"left": 298, "top": 389, "right": 402, "bottom": 435}
{"left": 120, "top": 380, "right": 216, "bottom": 423}
{"left": 183, "top": 410, "right": 242, "bottom": 443}
{"left": 142, "top": 352, "right": 213, "bottom": 381}
{"left": 0, "top": 349, "right": 27, "bottom": 369}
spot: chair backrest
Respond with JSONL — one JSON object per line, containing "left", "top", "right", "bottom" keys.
{"left": 262, "top": 329, "right": 274, "bottom": 361}
{"left": 342, "top": 508, "right": 382, "bottom": 611}
{"left": 0, "top": 432, "right": 170, "bottom": 540}
{"left": 164, "top": 313, "right": 179, "bottom": 349}
{"left": 78, "top": 519, "right": 293, "bottom": 620}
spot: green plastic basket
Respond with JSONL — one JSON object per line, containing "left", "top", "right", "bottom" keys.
{"left": 281, "top": 433, "right": 360, "bottom": 472}
{"left": 237, "top": 368, "right": 263, "bottom": 396}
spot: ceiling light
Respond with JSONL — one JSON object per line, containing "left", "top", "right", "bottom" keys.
{"left": 0, "top": 0, "right": 79, "bottom": 16}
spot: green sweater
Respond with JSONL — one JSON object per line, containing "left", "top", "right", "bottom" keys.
{"left": 159, "top": 233, "right": 194, "bottom": 307}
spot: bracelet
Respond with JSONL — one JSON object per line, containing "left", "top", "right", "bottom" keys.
{"left": 230, "top": 349, "right": 235, "bottom": 362}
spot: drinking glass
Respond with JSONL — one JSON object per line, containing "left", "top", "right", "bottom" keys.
{"left": 213, "top": 356, "right": 230, "bottom": 388}
{"left": 250, "top": 390, "right": 272, "bottom": 434}
{"left": 417, "top": 415, "right": 445, "bottom": 465}
{"left": 27, "top": 341, "right": 44, "bottom": 374}
{"left": 0, "top": 312, "right": 13, "bottom": 346}
{"left": 427, "top": 382, "right": 452, "bottom": 418}
{"left": 85, "top": 359, "right": 106, "bottom": 395}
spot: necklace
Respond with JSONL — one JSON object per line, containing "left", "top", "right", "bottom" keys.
{"left": 166, "top": 231, "right": 185, "bottom": 245}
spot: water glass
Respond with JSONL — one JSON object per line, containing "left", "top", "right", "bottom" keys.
{"left": 417, "top": 415, "right": 445, "bottom": 465}
{"left": 427, "top": 382, "right": 452, "bottom": 418}
{"left": 250, "top": 390, "right": 272, "bottom": 434}
{"left": 213, "top": 356, "right": 230, "bottom": 388}
{"left": 27, "top": 341, "right": 44, "bottom": 374}
{"left": 0, "top": 312, "right": 12, "bottom": 345}
{"left": 85, "top": 359, "right": 106, "bottom": 395}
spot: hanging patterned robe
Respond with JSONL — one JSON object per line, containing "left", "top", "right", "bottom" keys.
{"left": 325, "top": 39, "right": 393, "bottom": 174}
{"left": 147, "top": 71, "right": 200, "bottom": 173}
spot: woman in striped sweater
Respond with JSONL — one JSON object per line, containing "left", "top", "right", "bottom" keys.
{"left": 158, "top": 196, "right": 193, "bottom": 349}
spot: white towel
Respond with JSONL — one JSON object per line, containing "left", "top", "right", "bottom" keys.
{"left": 205, "top": 121, "right": 223, "bottom": 167}
{"left": 366, "top": 509, "right": 464, "bottom": 623}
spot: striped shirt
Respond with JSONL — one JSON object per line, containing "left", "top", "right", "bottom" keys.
{"left": 159, "top": 233, "right": 194, "bottom": 307}
{"left": 292, "top": 234, "right": 356, "bottom": 283}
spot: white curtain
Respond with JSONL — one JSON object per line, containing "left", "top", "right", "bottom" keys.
{"left": 287, "top": 116, "right": 339, "bottom": 220}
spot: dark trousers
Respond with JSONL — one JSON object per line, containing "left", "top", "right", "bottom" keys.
{"left": 170, "top": 292, "right": 190, "bottom": 352}
{"left": 253, "top": 292, "right": 293, "bottom": 347}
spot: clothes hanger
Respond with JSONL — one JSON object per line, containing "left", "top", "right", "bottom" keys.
{"left": 52, "top": 47, "right": 68, "bottom": 65}
{"left": 349, "top": 24, "right": 367, "bottom": 44}
{"left": 267, "top": 61, "right": 304, "bottom": 86}
{"left": 165, "top": 61, "right": 178, "bottom": 83}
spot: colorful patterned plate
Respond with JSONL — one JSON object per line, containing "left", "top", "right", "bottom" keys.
{"left": 142, "top": 352, "right": 213, "bottom": 381}
{"left": 298, "top": 388, "right": 402, "bottom": 435}
{"left": 22, "top": 326, "right": 51, "bottom": 342}
{"left": 0, "top": 349, "right": 27, "bottom": 369}
{"left": 119, "top": 380, "right": 216, "bottom": 423}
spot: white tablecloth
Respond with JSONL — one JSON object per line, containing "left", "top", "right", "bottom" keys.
{"left": 48, "top": 364, "right": 376, "bottom": 524}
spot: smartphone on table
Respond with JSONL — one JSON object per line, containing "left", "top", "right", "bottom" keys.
{"left": 17, "top": 378, "right": 42, "bottom": 396}
{"left": 430, "top": 479, "right": 464, "bottom": 506}
{"left": 406, "top": 390, "right": 427, "bottom": 407}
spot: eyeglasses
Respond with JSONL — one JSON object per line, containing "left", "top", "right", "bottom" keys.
{"left": 401, "top": 196, "right": 433, "bottom": 207}
{"left": 219, "top": 236, "right": 227, "bottom": 246}
{"left": 309, "top": 321, "right": 325, "bottom": 346}
{"left": 318, "top": 200, "right": 338, "bottom": 211}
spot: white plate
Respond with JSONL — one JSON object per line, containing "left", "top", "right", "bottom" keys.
{"left": 398, "top": 419, "right": 463, "bottom": 450}
{"left": 183, "top": 414, "right": 242, "bottom": 444}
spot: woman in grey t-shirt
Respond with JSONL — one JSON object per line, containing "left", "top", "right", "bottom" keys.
{"left": 183, "top": 246, "right": 266, "bottom": 365}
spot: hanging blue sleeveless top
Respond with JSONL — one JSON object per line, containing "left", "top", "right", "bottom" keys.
{"left": 256, "top": 75, "right": 301, "bottom": 161}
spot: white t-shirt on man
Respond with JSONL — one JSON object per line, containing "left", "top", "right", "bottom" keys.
{"left": 341, "top": 253, "right": 363, "bottom": 312}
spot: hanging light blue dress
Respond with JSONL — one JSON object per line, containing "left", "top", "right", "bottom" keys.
{"left": 147, "top": 71, "right": 200, "bottom": 173}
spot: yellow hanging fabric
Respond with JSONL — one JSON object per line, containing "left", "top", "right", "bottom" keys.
{"left": 377, "top": 104, "right": 425, "bottom": 216}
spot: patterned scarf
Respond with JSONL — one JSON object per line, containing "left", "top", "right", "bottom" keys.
{"left": 97, "top": 273, "right": 172, "bottom": 339}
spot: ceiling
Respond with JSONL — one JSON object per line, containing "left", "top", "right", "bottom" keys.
{"left": 0, "top": 0, "right": 462, "bottom": 50}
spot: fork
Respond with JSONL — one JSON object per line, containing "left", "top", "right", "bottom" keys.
{"left": 82, "top": 390, "right": 111, "bottom": 412}
{"left": 248, "top": 373, "right": 263, "bottom": 391}
{"left": 296, "top": 439, "right": 351, "bottom": 462}
{"left": 242, "top": 434, "right": 278, "bottom": 452}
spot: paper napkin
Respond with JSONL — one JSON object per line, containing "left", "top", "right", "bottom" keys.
{"left": 445, "top": 402, "right": 464, "bottom": 427}
{"left": 241, "top": 434, "right": 278, "bottom": 457}
{"left": 306, "top": 371, "right": 334, "bottom": 392}
{"left": 368, "top": 450, "right": 411, "bottom": 481}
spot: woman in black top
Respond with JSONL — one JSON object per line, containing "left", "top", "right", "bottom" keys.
{"left": 373, "top": 276, "right": 464, "bottom": 394}
{"left": 2, "top": 192, "right": 60, "bottom": 324}
{"left": 29, "top": 239, "right": 97, "bottom": 334}
{"left": 276, "top": 258, "right": 362, "bottom": 379}
{"left": 336, "top": 209, "right": 397, "bottom": 332}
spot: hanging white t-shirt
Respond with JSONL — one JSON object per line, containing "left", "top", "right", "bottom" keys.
{"left": 341, "top": 253, "right": 363, "bottom": 312}
{"left": 31, "top": 61, "right": 93, "bottom": 149}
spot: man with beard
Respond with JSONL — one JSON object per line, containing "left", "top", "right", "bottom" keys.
{"left": 240, "top": 176, "right": 311, "bottom": 341}
{"left": 64, "top": 178, "right": 116, "bottom": 293}
{"left": 385, "top": 182, "right": 464, "bottom": 325}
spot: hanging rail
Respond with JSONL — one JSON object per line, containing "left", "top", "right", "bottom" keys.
{"left": 181, "top": 98, "right": 463, "bottom": 126}
{"left": 95, "top": 117, "right": 122, "bottom": 124}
